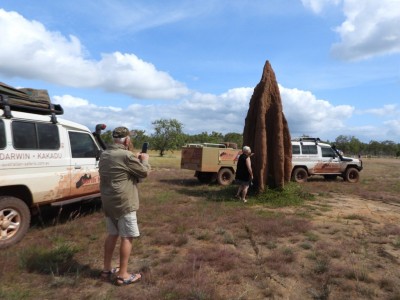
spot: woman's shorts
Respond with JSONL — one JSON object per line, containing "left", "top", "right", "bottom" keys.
{"left": 106, "top": 211, "right": 140, "bottom": 238}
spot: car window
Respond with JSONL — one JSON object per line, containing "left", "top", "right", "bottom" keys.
{"left": 12, "top": 121, "right": 59, "bottom": 150}
{"left": 12, "top": 121, "right": 38, "bottom": 149}
{"left": 321, "top": 146, "right": 336, "bottom": 157}
{"left": 292, "top": 145, "right": 300, "bottom": 155}
{"left": 0, "top": 120, "right": 5, "bottom": 149}
{"left": 69, "top": 131, "right": 98, "bottom": 158}
{"left": 37, "top": 123, "right": 60, "bottom": 149}
{"left": 301, "top": 145, "right": 318, "bottom": 155}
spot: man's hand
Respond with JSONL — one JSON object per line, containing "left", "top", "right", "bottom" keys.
{"left": 137, "top": 152, "right": 149, "bottom": 163}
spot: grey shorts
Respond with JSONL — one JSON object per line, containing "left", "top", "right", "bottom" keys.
{"left": 106, "top": 211, "right": 140, "bottom": 238}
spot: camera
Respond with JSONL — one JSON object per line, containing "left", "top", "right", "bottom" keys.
{"left": 141, "top": 142, "right": 149, "bottom": 153}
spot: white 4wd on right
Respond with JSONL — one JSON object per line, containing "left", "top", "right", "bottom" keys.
{"left": 291, "top": 138, "right": 363, "bottom": 183}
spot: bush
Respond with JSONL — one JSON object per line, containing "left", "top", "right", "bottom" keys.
{"left": 19, "top": 243, "right": 79, "bottom": 275}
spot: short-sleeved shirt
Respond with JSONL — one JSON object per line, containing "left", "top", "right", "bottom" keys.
{"left": 99, "top": 144, "right": 150, "bottom": 219}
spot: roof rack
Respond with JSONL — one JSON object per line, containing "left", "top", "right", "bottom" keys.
{"left": 184, "top": 143, "right": 228, "bottom": 148}
{"left": 292, "top": 137, "right": 321, "bottom": 145}
{"left": 0, "top": 94, "right": 63, "bottom": 123}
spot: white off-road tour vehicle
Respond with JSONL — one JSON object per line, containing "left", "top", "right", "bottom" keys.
{"left": 291, "top": 137, "right": 363, "bottom": 183}
{"left": 0, "top": 83, "right": 106, "bottom": 248}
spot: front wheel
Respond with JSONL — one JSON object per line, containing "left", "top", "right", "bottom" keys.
{"left": 344, "top": 168, "right": 359, "bottom": 183}
{"left": 292, "top": 167, "right": 308, "bottom": 183}
{"left": 217, "top": 168, "right": 234, "bottom": 186}
{"left": 0, "top": 196, "right": 31, "bottom": 249}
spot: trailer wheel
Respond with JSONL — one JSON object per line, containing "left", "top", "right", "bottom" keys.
{"left": 217, "top": 168, "right": 234, "bottom": 186}
{"left": 0, "top": 196, "right": 31, "bottom": 249}
{"left": 344, "top": 168, "right": 359, "bottom": 183}
{"left": 197, "top": 172, "right": 215, "bottom": 184}
{"left": 292, "top": 167, "right": 308, "bottom": 183}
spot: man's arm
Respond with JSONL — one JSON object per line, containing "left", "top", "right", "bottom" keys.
{"left": 125, "top": 153, "right": 151, "bottom": 179}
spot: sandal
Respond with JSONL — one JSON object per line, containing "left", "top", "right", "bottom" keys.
{"left": 100, "top": 267, "right": 119, "bottom": 281}
{"left": 115, "top": 273, "right": 142, "bottom": 286}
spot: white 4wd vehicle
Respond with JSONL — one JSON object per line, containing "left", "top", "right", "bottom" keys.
{"left": 0, "top": 94, "right": 106, "bottom": 248}
{"left": 291, "top": 137, "right": 363, "bottom": 183}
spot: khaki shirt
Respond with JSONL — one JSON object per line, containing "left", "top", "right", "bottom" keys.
{"left": 99, "top": 144, "right": 150, "bottom": 219}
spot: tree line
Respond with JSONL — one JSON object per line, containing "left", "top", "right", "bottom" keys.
{"left": 100, "top": 119, "right": 400, "bottom": 157}
{"left": 329, "top": 135, "right": 400, "bottom": 157}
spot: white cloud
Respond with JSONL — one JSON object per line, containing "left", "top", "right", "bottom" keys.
{"left": 332, "top": 0, "right": 400, "bottom": 61}
{"left": 384, "top": 119, "right": 400, "bottom": 138}
{"left": 361, "top": 104, "right": 398, "bottom": 117}
{"left": 54, "top": 95, "right": 90, "bottom": 107}
{"left": 51, "top": 86, "right": 400, "bottom": 142}
{"left": 52, "top": 84, "right": 362, "bottom": 143}
{"left": 54, "top": 87, "right": 253, "bottom": 135}
{"left": 279, "top": 84, "right": 354, "bottom": 139}
{"left": 0, "top": 9, "right": 188, "bottom": 99}
{"left": 301, "top": 0, "right": 341, "bottom": 14}
{"left": 301, "top": 0, "right": 400, "bottom": 61}
{"left": 93, "top": 0, "right": 216, "bottom": 32}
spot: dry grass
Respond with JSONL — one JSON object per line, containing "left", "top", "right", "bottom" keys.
{"left": 1, "top": 157, "right": 400, "bottom": 299}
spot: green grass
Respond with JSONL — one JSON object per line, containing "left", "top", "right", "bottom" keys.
{"left": 18, "top": 243, "right": 80, "bottom": 275}
{"left": 147, "top": 150, "right": 181, "bottom": 168}
{"left": 255, "top": 182, "right": 314, "bottom": 207}
{"left": 0, "top": 288, "right": 32, "bottom": 300}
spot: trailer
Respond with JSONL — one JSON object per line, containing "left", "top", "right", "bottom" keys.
{"left": 180, "top": 142, "right": 241, "bottom": 185}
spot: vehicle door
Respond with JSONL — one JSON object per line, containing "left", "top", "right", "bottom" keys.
{"left": 7, "top": 120, "right": 71, "bottom": 203}
{"left": 313, "top": 146, "right": 342, "bottom": 174}
{"left": 299, "top": 143, "right": 319, "bottom": 174}
{"left": 68, "top": 130, "right": 101, "bottom": 197}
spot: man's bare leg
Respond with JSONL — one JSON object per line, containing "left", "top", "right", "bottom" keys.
{"left": 118, "top": 237, "right": 133, "bottom": 279}
{"left": 104, "top": 234, "right": 118, "bottom": 271}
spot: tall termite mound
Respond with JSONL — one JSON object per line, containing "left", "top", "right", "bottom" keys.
{"left": 243, "top": 60, "right": 292, "bottom": 191}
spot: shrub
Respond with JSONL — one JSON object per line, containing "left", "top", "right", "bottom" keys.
{"left": 18, "top": 243, "right": 79, "bottom": 275}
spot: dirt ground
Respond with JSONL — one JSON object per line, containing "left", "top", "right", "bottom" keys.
{"left": 1, "top": 158, "right": 400, "bottom": 299}
{"left": 267, "top": 192, "right": 400, "bottom": 299}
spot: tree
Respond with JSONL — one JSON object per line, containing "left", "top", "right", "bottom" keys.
{"left": 335, "top": 135, "right": 350, "bottom": 154}
{"left": 224, "top": 132, "right": 243, "bottom": 148}
{"left": 381, "top": 140, "right": 397, "bottom": 156}
{"left": 208, "top": 131, "right": 224, "bottom": 144}
{"left": 130, "top": 129, "right": 149, "bottom": 150}
{"left": 348, "top": 136, "right": 362, "bottom": 155}
{"left": 189, "top": 132, "right": 210, "bottom": 143}
{"left": 367, "top": 140, "right": 381, "bottom": 156}
{"left": 100, "top": 130, "right": 113, "bottom": 146}
{"left": 151, "top": 119, "right": 184, "bottom": 156}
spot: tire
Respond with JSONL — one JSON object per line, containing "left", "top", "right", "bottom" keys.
{"left": 292, "top": 167, "right": 308, "bottom": 183}
{"left": 344, "top": 167, "right": 359, "bottom": 183}
{"left": 217, "top": 168, "right": 234, "bottom": 186}
{"left": 324, "top": 175, "right": 338, "bottom": 181}
{"left": 0, "top": 196, "right": 31, "bottom": 249}
{"left": 197, "top": 172, "right": 215, "bottom": 184}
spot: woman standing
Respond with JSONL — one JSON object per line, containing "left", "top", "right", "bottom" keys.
{"left": 235, "top": 146, "right": 253, "bottom": 203}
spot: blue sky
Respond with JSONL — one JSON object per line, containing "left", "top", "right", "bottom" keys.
{"left": 0, "top": 0, "right": 399, "bottom": 143}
